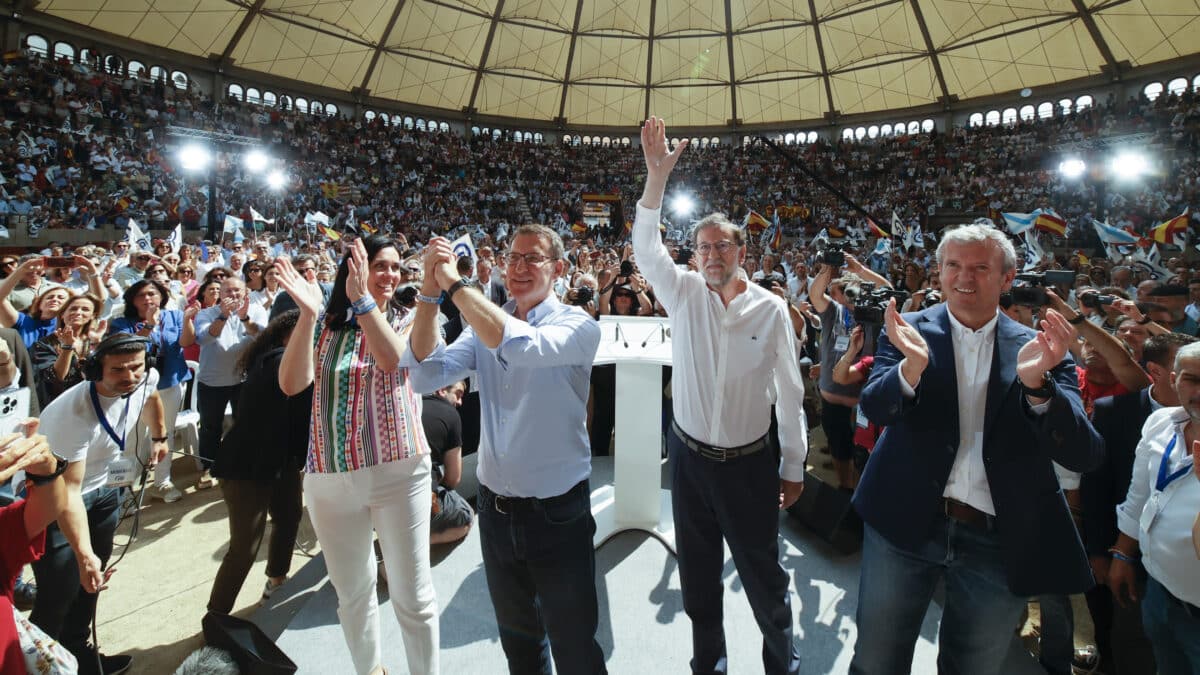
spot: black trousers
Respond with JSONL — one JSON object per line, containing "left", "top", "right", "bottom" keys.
{"left": 198, "top": 382, "right": 241, "bottom": 470}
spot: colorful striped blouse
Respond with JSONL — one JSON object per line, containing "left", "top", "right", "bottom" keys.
{"left": 305, "top": 310, "right": 430, "bottom": 473}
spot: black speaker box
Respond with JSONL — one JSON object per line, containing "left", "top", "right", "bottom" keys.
{"left": 786, "top": 470, "right": 862, "bottom": 555}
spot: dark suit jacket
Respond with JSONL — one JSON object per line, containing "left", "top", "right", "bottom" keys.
{"left": 854, "top": 303, "right": 1105, "bottom": 596}
{"left": 1081, "top": 388, "right": 1154, "bottom": 558}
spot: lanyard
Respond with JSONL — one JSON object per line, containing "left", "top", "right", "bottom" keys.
{"left": 1156, "top": 433, "right": 1193, "bottom": 493}
{"left": 90, "top": 382, "right": 131, "bottom": 454}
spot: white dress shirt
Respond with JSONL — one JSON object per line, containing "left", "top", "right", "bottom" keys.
{"left": 1117, "top": 406, "right": 1200, "bottom": 606}
{"left": 632, "top": 203, "right": 809, "bottom": 481}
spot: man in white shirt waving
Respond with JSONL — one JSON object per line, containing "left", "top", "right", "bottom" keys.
{"left": 633, "top": 117, "right": 807, "bottom": 675}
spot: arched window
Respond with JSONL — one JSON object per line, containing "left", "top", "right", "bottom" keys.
{"left": 907, "top": 121, "right": 921, "bottom": 134}
{"left": 968, "top": 113, "right": 984, "bottom": 127}
{"left": 171, "top": 70, "right": 188, "bottom": 90}
{"left": 263, "top": 91, "right": 277, "bottom": 107}
{"left": 403, "top": 116, "right": 414, "bottom": 129}
{"left": 365, "top": 110, "right": 377, "bottom": 122}
{"left": 700, "top": 138, "right": 710, "bottom": 147}
{"left": 868, "top": 125, "right": 879, "bottom": 139}
{"left": 24, "top": 34, "right": 48, "bottom": 57}
{"left": 128, "top": 60, "right": 146, "bottom": 77}
{"left": 572, "top": 135, "right": 581, "bottom": 146}
{"left": 562, "top": 134, "right": 571, "bottom": 144}
{"left": 227, "top": 84, "right": 244, "bottom": 101}
{"left": 1167, "top": 77, "right": 1188, "bottom": 96}
{"left": 1058, "top": 98, "right": 1073, "bottom": 114}
{"left": 807, "top": 132, "right": 817, "bottom": 143}
{"left": 309, "top": 100, "right": 323, "bottom": 115}
{"left": 985, "top": 110, "right": 1001, "bottom": 126}
{"left": 53, "top": 41, "right": 75, "bottom": 63}
{"left": 535, "top": 133, "right": 544, "bottom": 143}
{"left": 743, "top": 136, "right": 754, "bottom": 146}
{"left": 1019, "top": 104, "right": 1036, "bottom": 121}
{"left": 278, "top": 95, "right": 292, "bottom": 111}
{"left": 149, "top": 65, "right": 167, "bottom": 82}
{"left": 583, "top": 135, "right": 592, "bottom": 145}
{"left": 854, "top": 127, "right": 867, "bottom": 140}
{"left": 471, "top": 126, "right": 480, "bottom": 136}
{"left": 893, "top": 123, "right": 904, "bottom": 136}
{"left": 79, "top": 48, "right": 99, "bottom": 68}
{"left": 691, "top": 137, "right": 700, "bottom": 146}
{"left": 379, "top": 113, "right": 391, "bottom": 126}
{"left": 1075, "top": 95, "right": 1093, "bottom": 110}
{"left": 415, "top": 118, "right": 426, "bottom": 131}
{"left": 881, "top": 123, "right": 894, "bottom": 135}
{"left": 842, "top": 128, "right": 854, "bottom": 141}
{"left": 922, "top": 119, "right": 935, "bottom": 132}
{"left": 245, "top": 88, "right": 261, "bottom": 105}
{"left": 295, "top": 97, "right": 309, "bottom": 113}
{"left": 1037, "top": 101, "right": 1054, "bottom": 119}
{"left": 775, "top": 134, "right": 785, "bottom": 144}
{"left": 491, "top": 128, "right": 501, "bottom": 140}
{"left": 329, "top": 104, "right": 341, "bottom": 118}
{"left": 1002, "top": 108, "right": 1018, "bottom": 125}
{"left": 439, "top": 121, "right": 449, "bottom": 132}
{"left": 1194, "top": 74, "right": 1200, "bottom": 91}
{"left": 624, "top": 137, "right": 633, "bottom": 146}
{"left": 105, "top": 54, "right": 124, "bottom": 75}
{"left": 1143, "top": 82, "right": 1164, "bottom": 101}
{"left": 670, "top": 137, "right": 680, "bottom": 147}
{"left": 785, "top": 133, "right": 796, "bottom": 144}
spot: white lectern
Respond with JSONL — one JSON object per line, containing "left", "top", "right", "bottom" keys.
{"left": 592, "top": 315, "right": 676, "bottom": 554}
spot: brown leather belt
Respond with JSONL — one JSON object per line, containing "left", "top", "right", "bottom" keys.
{"left": 671, "top": 420, "right": 767, "bottom": 462}
{"left": 942, "top": 498, "right": 997, "bottom": 532}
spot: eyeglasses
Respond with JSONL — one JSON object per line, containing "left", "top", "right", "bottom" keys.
{"left": 696, "top": 241, "right": 737, "bottom": 256}
{"left": 504, "top": 252, "right": 553, "bottom": 268}
{"left": 295, "top": 266, "right": 316, "bottom": 274}
{"left": 211, "top": 273, "right": 228, "bottom": 279}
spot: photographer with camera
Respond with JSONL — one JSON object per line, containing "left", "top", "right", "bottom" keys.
{"left": 810, "top": 249, "right": 893, "bottom": 491}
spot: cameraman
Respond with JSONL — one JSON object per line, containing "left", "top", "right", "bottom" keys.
{"left": 562, "top": 273, "right": 599, "bottom": 319}
{"left": 810, "top": 253, "right": 892, "bottom": 491}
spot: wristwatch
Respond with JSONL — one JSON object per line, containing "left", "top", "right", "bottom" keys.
{"left": 25, "top": 453, "right": 69, "bottom": 485}
{"left": 446, "top": 278, "right": 471, "bottom": 299}
{"left": 1021, "top": 372, "right": 1056, "bottom": 399}
{"left": 1136, "top": 315, "right": 1152, "bottom": 325}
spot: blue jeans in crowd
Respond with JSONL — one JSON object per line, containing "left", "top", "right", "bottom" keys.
{"left": 30, "top": 486, "right": 121, "bottom": 660}
{"left": 668, "top": 428, "right": 800, "bottom": 675}
{"left": 850, "top": 520, "right": 1026, "bottom": 675}
{"left": 1141, "top": 574, "right": 1200, "bottom": 674}
{"left": 476, "top": 480, "right": 607, "bottom": 675}
{"left": 1037, "top": 593, "right": 1075, "bottom": 674}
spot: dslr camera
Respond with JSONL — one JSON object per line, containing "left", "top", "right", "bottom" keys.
{"left": 1010, "top": 270, "right": 1076, "bottom": 307}
{"left": 847, "top": 282, "right": 909, "bottom": 325}
{"left": 921, "top": 289, "right": 943, "bottom": 309}
{"left": 1079, "top": 292, "right": 1116, "bottom": 310}
{"left": 570, "top": 285, "right": 595, "bottom": 306}
{"left": 819, "top": 241, "right": 848, "bottom": 268}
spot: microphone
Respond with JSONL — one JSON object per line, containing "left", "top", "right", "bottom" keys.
{"left": 614, "top": 323, "right": 629, "bottom": 348}
{"left": 640, "top": 323, "right": 664, "bottom": 348}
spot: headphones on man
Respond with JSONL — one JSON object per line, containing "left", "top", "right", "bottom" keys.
{"left": 82, "top": 333, "right": 157, "bottom": 382}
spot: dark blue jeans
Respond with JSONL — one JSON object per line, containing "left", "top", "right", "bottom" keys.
{"left": 1142, "top": 574, "right": 1200, "bottom": 674}
{"left": 668, "top": 429, "right": 801, "bottom": 675}
{"left": 477, "top": 481, "right": 607, "bottom": 675}
{"left": 30, "top": 486, "right": 120, "bottom": 658}
{"left": 198, "top": 382, "right": 241, "bottom": 470}
{"left": 850, "top": 520, "right": 1026, "bottom": 675}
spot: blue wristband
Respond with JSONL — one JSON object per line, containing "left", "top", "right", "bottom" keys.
{"left": 351, "top": 298, "right": 377, "bottom": 316}
{"left": 1109, "top": 548, "right": 1137, "bottom": 564}
{"left": 416, "top": 293, "right": 443, "bottom": 305}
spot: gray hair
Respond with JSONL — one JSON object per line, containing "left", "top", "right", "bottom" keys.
{"left": 691, "top": 213, "right": 745, "bottom": 247}
{"left": 513, "top": 223, "right": 565, "bottom": 260}
{"left": 935, "top": 223, "right": 1017, "bottom": 273}
{"left": 1173, "top": 341, "right": 1200, "bottom": 373}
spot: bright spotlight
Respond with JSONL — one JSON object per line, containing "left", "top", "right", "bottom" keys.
{"left": 267, "top": 171, "right": 286, "bottom": 190}
{"left": 1058, "top": 158, "right": 1086, "bottom": 180}
{"left": 244, "top": 149, "right": 269, "bottom": 173}
{"left": 1110, "top": 152, "right": 1148, "bottom": 181}
{"left": 671, "top": 194, "right": 694, "bottom": 217}
{"left": 178, "top": 144, "right": 211, "bottom": 172}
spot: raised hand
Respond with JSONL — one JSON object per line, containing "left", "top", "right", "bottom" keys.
{"left": 641, "top": 116, "right": 688, "bottom": 184}
{"left": 885, "top": 298, "right": 928, "bottom": 388}
{"left": 1017, "top": 308, "right": 1073, "bottom": 388}
{"left": 345, "top": 238, "right": 370, "bottom": 303}
{"left": 219, "top": 297, "right": 240, "bottom": 318}
{"left": 274, "top": 257, "right": 324, "bottom": 318}
{"left": 87, "top": 318, "right": 107, "bottom": 344}
{"left": 57, "top": 323, "right": 81, "bottom": 352}
{"left": 422, "top": 237, "right": 454, "bottom": 292}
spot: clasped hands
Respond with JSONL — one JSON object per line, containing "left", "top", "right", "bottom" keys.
{"left": 421, "top": 237, "right": 463, "bottom": 292}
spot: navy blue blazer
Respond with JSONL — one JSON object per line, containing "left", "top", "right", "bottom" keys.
{"left": 1081, "top": 388, "right": 1155, "bottom": 558}
{"left": 854, "top": 303, "right": 1105, "bottom": 597}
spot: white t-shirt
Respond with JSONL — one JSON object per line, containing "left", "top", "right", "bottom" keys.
{"left": 41, "top": 369, "right": 161, "bottom": 496}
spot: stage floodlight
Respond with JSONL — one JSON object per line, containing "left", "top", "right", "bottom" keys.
{"left": 1058, "top": 158, "right": 1086, "bottom": 180}
{"left": 244, "top": 149, "right": 269, "bottom": 173}
{"left": 178, "top": 144, "right": 211, "bottom": 172}
{"left": 1110, "top": 152, "right": 1148, "bottom": 181}
{"left": 671, "top": 194, "right": 695, "bottom": 217}
{"left": 267, "top": 171, "right": 286, "bottom": 190}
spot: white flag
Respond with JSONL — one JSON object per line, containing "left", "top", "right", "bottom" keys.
{"left": 449, "top": 234, "right": 477, "bottom": 266}
{"left": 250, "top": 207, "right": 274, "bottom": 225}
{"left": 165, "top": 224, "right": 182, "bottom": 254}
{"left": 0, "top": 224, "right": 9, "bottom": 239}
{"left": 223, "top": 214, "right": 243, "bottom": 235}
{"left": 126, "top": 219, "right": 151, "bottom": 252}
{"left": 304, "top": 211, "right": 329, "bottom": 229}
{"left": 1022, "top": 230, "right": 1044, "bottom": 271}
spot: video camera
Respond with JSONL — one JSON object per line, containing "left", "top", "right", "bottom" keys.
{"left": 1079, "top": 292, "right": 1116, "bottom": 310}
{"left": 1010, "top": 270, "right": 1076, "bottom": 307}
{"left": 819, "top": 241, "right": 848, "bottom": 268}
{"left": 847, "top": 282, "right": 909, "bottom": 325}
{"left": 921, "top": 289, "right": 943, "bottom": 309}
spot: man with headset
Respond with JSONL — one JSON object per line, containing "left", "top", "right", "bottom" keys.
{"left": 30, "top": 334, "right": 170, "bottom": 675}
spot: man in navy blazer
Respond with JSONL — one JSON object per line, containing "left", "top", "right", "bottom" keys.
{"left": 849, "top": 224, "right": 1105, "bottom": 675}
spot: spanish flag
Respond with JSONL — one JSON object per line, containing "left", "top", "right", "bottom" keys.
{"left": 320, "top": 181, "right": 340, "bottom": 200}
{"left": 359, "top": 222, "right": 376, "bottom": 235}
{"left": 571, "top": 222, "right": 588, "bottom": 234}
{"left": 1034, "top": 210, "right": 1067, "bottom": 237}
{"left": 321, "top": 226, "right": 342, "bottom": 241}
{"left": 828, "top": 226, "right": 847, "bottom": 239}
{"left": 743, "top": 210, "right": 769, "bottom": 234}
{"left": 867, "top": 217, "right": 889, "bottom": 239}
{"left": 1074, "top": 250, "right": 1090, "bottom": 266}
{"left": 1151, "top": 208, "right": 1189, "bottom": 244}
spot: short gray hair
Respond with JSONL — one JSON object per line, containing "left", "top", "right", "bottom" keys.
{"left": 935, "top": 224, "right": 1017, "bottom": 273}
{"left": 1173, "top": 341, "right": 1200, "bottom": 373}
{"left": 513, "top": 223, "right": 565, "bottom": 260}
{"left": 691, "top": 213, "right": 745, "bottom": 247}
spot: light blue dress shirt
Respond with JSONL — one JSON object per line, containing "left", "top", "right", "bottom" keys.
{"left": 402, "top": 294, "right": 601, "bottom": 498}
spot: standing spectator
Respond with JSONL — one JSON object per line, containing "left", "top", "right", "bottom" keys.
{"left": 276, "top": 237, "right": 438, "bottom": 675}
{"left": 207, "top": 310, "right": 310, "bottom": 614}
{"left": 7, "top": 254, "right": 57, "bottom": 313}
{"left": 30, "top": 293, "right": 106, "bottom": 407}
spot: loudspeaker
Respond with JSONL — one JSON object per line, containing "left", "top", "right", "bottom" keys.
{"left": 201, "top": 611, "right": 297, "bottom": 675}
{"left": 786, "top": 470, "right": 862, "bottom": 555}
{"left": 82, "top": 334, "right": 155, "bottom": 381}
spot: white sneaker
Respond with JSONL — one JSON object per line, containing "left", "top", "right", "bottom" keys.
{"left": 152, "top": 483, "right": 182, "bottom": 503}
{"left": 262, "top": 578, "right": 285, "bottom": 602}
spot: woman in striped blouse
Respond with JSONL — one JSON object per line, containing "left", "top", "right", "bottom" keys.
{"left": 276, "top": 236, "right": 437, "bottom": 675}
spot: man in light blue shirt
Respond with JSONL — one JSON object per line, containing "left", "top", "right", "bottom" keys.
{"left": 404, "top": 223, "right": 605, "bottom": 675}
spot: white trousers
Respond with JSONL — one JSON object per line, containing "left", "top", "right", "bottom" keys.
{"left": 304, "top": 454, "right": 439, "bottom": 675}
